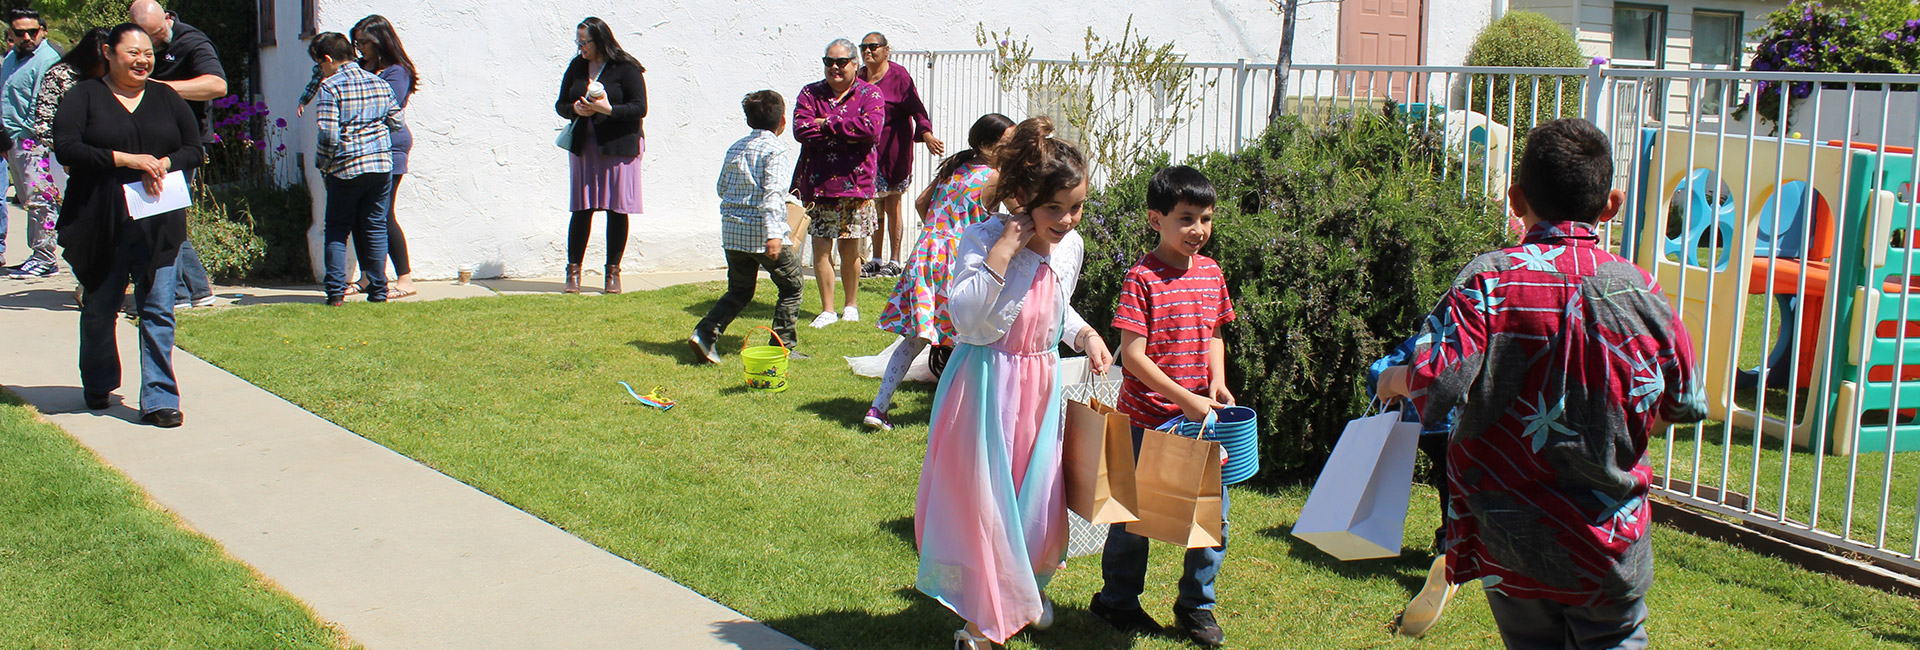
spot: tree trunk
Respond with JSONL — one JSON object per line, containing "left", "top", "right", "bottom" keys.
{"left": 1271, "top": 0, "right": 1300, "bottom": 122}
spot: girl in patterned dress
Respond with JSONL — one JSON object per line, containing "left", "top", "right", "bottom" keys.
{"left": 864, "top": 113, "right": 1015, "bottom": 431}
{"left": 916, "top": 116, "right": 1113, "bottom": 650}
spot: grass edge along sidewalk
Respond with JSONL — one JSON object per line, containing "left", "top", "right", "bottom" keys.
{"left": 176, "top": 281, "right": 1920, "bottom": 650}
{"left": 0, "top": 390, "right": 358, "bottom": 650}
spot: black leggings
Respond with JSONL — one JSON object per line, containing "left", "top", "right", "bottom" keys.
{"left": 388, "top": 174, "right": 410, "bottom": 276}
{"left": 567, "top": 210, "right": 629, "bottom": 267}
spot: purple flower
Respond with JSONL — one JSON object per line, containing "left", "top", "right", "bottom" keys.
{"left": 1839, "top": 17, "right": 1847, "bottom": 27}
{"left": 209, "top": 133, "right": 221, "bottom": 143}
{"left": 254, "top": 140, "right": 268, "bottom": 150}
{"left": 1887, "top": 31, "right": 1901, "bottom": 41}
{"left": 276, "top": 144, "right": 285, "bottom": 152}
{"left": 1908, "top": 19, "right": 1919, "bottom": 29}
{"left": 1592, "top": 56, "right": 1609, "bottom": 65}
{"left": 274, "top": 118, "right": 287, "bottom": 128}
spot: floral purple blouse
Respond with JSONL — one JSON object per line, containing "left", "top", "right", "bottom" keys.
{"left": 791, "top": 78, "right": 883, "bottom": 203}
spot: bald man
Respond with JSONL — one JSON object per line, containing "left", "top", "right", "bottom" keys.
{"left": 130, "top": 0, "right": 223, "bottom": 308}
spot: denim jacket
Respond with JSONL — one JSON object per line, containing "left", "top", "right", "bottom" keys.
{"left": 1367, "top": 334, "right": 1454, "bottom": 436}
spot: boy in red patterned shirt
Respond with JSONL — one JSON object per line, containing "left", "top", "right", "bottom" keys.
{"left": 1378, "top": 119, "right": 1706, "bottom": 649}
{"left": 1089, "top": 166, "right": 1235, "bottom": 648}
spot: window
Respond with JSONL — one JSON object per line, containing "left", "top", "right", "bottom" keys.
{"left": 257, "top": 0, "right": 275, "bottom": 46}
{"left": 1693, "top": 10, "right": 1743, "bottom": 116}
{"left": 1613, "top": 3, "right": 1668, "bottom": 66}
{"left": 299, "top": 0, "right": 317, "bottom": 39}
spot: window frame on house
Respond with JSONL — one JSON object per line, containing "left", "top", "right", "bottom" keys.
{"left": 1611, "top": 2, "right": 1669, "bottom": 68}
{"left": 257, "top": 0, "right": 275, "bottom": 46}
{"left": 299, "top": 0, "right": 317, "bottom": 40}
{"left": 1690, "top": 9, "right": 1745, "bottom": 118}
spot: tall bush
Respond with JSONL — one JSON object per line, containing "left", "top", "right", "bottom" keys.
{"left": 188, "top": 182, "right": 311, "bottom": 282}
{"left": 979, "top": 19, "right": 1213, "bottom": 183}
{"left": 1736, "top": 0, "right": 1920, "bottom": 125}
{"left": 1075, "top": 107, "right": 1510, "bottom": 482}
{"left": 1465, "top": 11, "right": 1587, "bottom": 134}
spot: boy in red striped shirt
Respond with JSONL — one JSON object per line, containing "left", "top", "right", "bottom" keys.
{"left": 1090, "top": 166, "right": 1235, "bottom": 648}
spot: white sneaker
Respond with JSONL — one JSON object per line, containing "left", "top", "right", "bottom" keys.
{"left": 952, "top": 628, "right": 991, "bottom": 650}
{"left": 841, "top": 306, "right": 861, "bottom": 322}
{"left": 192, "top": 295, "right": 218, "bottom": 308}
{"left": 1033, "top": 594, "right": 1055, "bottom": 630}
{"left": 1395, "top": 553, "right": 1458, "bottom": 638}
{"left": 809, "top": 311, "right": 840, "bottom": 329}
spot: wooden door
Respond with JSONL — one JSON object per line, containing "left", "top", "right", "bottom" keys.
{"left": 1339, "top": 0, "right": 1425, "bottom": 102}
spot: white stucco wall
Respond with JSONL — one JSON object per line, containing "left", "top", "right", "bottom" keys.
{"left": 257, "top": 1, "right": 1489, "bottom": 279}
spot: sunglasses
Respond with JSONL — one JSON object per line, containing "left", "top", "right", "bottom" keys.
{"left": 11, "top": 28, "right": 39, "bottom": 38}
{"left": 859, "top": 43, "right": 884, "bottom": 51}
{"left": 822, "top": 56, "right": 854, "bottom": 67}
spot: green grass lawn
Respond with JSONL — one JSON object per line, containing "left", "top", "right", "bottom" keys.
{"left": 0, "top": 391, "right": 355, "bottom": 649}
{"left": 176, "top": 281, "right": 1920, "bottom": 649}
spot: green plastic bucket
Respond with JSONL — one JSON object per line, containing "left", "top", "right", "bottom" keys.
{"left": 741, "top": 326, "right": 791, "bottom": 393}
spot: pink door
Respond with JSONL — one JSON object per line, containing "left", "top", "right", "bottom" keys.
{"left": 1339, "top": 0, "right": 1425, "bottom": 102}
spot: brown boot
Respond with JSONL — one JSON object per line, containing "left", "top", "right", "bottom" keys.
{"left": 604, "top": 265, "right": 622, "bottom": 294}
{"left": 564, "top": 264, "right": 582, "bottom": 294}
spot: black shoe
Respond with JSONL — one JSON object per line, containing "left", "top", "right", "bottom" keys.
{"left": 84, "top": 393, "right": 110, "bottom": 410}
{"left": 687, "top": 330, "right": 721, "bottom": 364}
{"left": 1089, "top": 593, "right": 1161, "bottom": 635}
{"left": 140, "top": 408, "right": 184, "bottom": 428}
{"left": 1172, "top": 606, "right": 1224, "bottom": 648}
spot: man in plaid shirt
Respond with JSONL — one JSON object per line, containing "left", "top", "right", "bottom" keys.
{"left": 311, "top": 32, "right": 401, "bottom": 306}
{"left": 690, "top": 90, "right": 806, "bottom": 363}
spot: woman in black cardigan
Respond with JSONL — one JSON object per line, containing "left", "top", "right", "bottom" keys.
{"left": 555, "top": 16, "right": 646, "bottom": 294}
{"left": 54, "top": 24, "right": 202, "bottom": 428}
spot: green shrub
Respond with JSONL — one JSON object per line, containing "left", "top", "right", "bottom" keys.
{"left": 1075, "top": 107, "right": 1510, "bottom": 482}
{"left": 188, "top": 183, "right": 311, "bottom": 283}
{"left": 1465, "top": 11, "right": 1587, "bottom": 134}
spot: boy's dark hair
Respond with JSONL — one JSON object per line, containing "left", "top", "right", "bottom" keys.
{"left": 308, "top": 32, "right": 354, "bottom": 63}
{"left": 1146, "top": 165, "right": 1217, "bottom": 214}
{"left": 741, "top": 90, "right": 784, "bottom": 131}
{"left": 1517, "top": 118, "right": 1614, "bottom": 223}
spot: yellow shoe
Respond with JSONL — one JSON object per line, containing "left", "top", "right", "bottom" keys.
{"left": 1396, "top": 553, "right": 1458, "bottom": 637}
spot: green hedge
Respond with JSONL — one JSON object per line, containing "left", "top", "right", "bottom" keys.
{"left": 1074, "top": 107, "right": 1510, "bottom": 482}
{"left": 1465, "top": 11, "right": 1587, "bottom": 134}
{"left": 187, "top": 183, "right": 310, "bottom": 283}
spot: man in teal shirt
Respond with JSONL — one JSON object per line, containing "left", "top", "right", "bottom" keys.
{"left": 1, "top": 8, "right": 60, "bottom": 276}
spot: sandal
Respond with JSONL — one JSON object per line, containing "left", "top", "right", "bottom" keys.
{"left": 343, "top": 279, "right": 370, "bottom": 296}
{"left": 387, "top": 286, "right": 419, "bottom": 299}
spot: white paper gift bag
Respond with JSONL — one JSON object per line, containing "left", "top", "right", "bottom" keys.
{"left": 1292, "top": 404, "right": 1423, "bottom": 560}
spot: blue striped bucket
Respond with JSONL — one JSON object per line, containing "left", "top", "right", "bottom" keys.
{"left": 1167, "top": 406, "right": 1260, "bottom": 485}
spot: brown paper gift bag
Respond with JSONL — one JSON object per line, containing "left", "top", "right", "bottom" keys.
{"left": 1129, "top": 426, "right": 1225, "bottom": 549}
{"left": 1063, "top": 398, "right": 1139, "bottom": 525}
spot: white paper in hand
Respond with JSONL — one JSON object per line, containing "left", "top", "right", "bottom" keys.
{"left": 122, "top": 170, "right": 190, "bottom": 219}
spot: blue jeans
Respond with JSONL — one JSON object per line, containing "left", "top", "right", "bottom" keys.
{"left": 80, "top": 234, "right": 179, "bottom": 413}
{"left": 323, "top": 172, "right": 391, "bottom": 301}
{"left": 172, "top": 239, "right": 212, "bottom": 303}
{"left": 1099, "top": 425, "right": 1230, "bottom": 611}
{"left": 1484, "top": 590, "right": 1649, "bottom": 650}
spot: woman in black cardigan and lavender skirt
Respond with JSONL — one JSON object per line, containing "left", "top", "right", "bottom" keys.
{"left": 555, "top": 17, "right": 646, "bottom": 294}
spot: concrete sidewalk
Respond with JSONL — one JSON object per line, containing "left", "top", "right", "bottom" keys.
{"left": 0, "top": 212, "right": 802, "bottom": 649}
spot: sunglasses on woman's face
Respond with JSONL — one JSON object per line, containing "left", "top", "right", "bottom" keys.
{"left": 859, "top": 43, "right": 884, "bottom": 51}
{"left": 822, "top": 56, "right": 854, "bottom": 68}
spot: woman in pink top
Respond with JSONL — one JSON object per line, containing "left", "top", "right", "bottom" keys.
{"left": 857, "top": 32, "right": 944, "bottom": 278}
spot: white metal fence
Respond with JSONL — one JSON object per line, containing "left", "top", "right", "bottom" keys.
{"left": 887, "top": 49, "right": 1920, "bottom": 578}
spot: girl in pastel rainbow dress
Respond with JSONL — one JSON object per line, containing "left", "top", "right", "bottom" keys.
{"left": 915, "top": 116, "right": 1113, "bottom": 650}
{"left": 865, "top": 113, "right": 1016, "bottom": 431}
